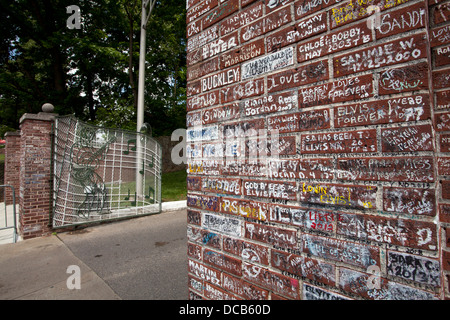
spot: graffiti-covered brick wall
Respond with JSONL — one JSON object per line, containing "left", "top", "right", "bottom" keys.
{"left": 186, "top": 0, "right": 450, "bottom": 300}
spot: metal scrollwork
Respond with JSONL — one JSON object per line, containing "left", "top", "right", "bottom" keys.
{"left": 70, "top": 126, "right": 117, "bottom": 219}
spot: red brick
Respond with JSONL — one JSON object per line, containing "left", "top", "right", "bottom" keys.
{"left": 441, "top": 134, "right": 450, "bottom": 152}
{"left": 222, "top": 273, "right": 269, "bottom": 300}
{"left": 219, "top": 1, "right": 263, "bottom": 36}
{"left": 338, "top": 212, "right": 438, "bottom": 250}
{"left": 295, "top": 0, "right": 340, "bottom": 20}
{"left": 438, "top": 157, "right": 450, "bottom": 175}
{"left": 221, "top": 159, "right": 267, "bottom": 177}
{"left": 242, "top": 262, "right": 300, "bottom": 299}
{"left": 271, "top": 249, "right": 336, "bottom": 286}
{"left": 383, "top": 187, "right": 436, "bottom": 217}
{"left": 187, "top": 80, "right": 201, "bottom": 96}
{"left": 187, "top": 0, "right": 202, "bottom": 11}
{"left": 435, "top": 112, "right": 450, "bottom": 131}
{"left": 187, "top": 57, "right": 220, "bottom": 81}
{"left": 188, "top": 259, "right": 222, "bottom": 286}
{"left": 220, "top": 38, "right": 265, "bottom": 69}
{"left": 221, "top": 197, "right": 268, "bottom": 221}
{"left": 245, "top": 221, "right": 298, "bottom": 248}
{"left": 387, "top": 251, "right": 441, "bottom": 287}
{"left": 378, "top": 62, "right": 429, "bottom": 95}
{"left": 201, "top": 177, "right": 241, "bottom": 195}
{"left": 381, "top": 125, "right": 433, "bottom": 153}
{"left": 201, "top": 65, "right": 240, "bottom": 93}
{"left": 430, "top": 24, "right": 450, "bottom": 48}
{"left": 301, "top": 129, "right": 377, "bottom": 154}
{"left": 187, "top": 25, "right": 219, "bottom": 54}
{"left": 242, "top": 179, "right": 297, "bottom": 200}
{"left": 339, "top": 267, "right": 437, "bottom": 300}
{"left": 266, "top": 0, "right": 294, "bottom": 13}
{"left": 299, "top": 183, "right": 377, "bottom": 210}
{"left": 203, "top": 249, "right": 242, "bottom": 276}
{"left": 266, "top": 12, "right": 327, "bottom": 53}
{"left": 243, "top": 90, "right": 297, "bottom": 117}
{"left": 223, "top": 118, "right": 265, "bottom": 138}
{"left": 433, "top": 67, "right": 450, "bottom": 90}
{"left": 445, "top": 227, "right": 450, "bottom": 248}
{"left": 440, "top": 204, "right": 450, "bottom": 223}
{"left": 267, "top": 60, "right": 328, "bottom": 93}
{"left": 187, "top": 210, "right": 202, "bottom": 226}
{"left": 268, "top": 158, "right": 334, "bottom": 180}
{"left": 241, "top": 6, "right": 291, "bottom": 43}
{"left": 223, "top": 236, "right": 270, "bottom": 265}
{"left": 220, "top": 77, "right": 265, "bottom": 103}
{"left": 187, "top": 0, "right": 219, "bottom": 24}
{"left": 187, "top": 176, "right": 202, "bottom": 191}
{"left": 333, "top": 33, "right": 427, "bottom": 78}
{"left": 300, "top": 74, "right": 373, "bottom": 109}
{"left": 187, "top": 160, "right": 221, "bottom": 175}
{"left": 336, "top": 157, "right": 434, "bottom": 182}
{"left": 188, "top": 242, "right": 203, "bottom": 260}
{"left": 302, "top": 233, "right": 380, "bottom": 268}
{"left": 202, "top": 0, "right": 239, "bottom": 29}
{"left": 443, "top": 250, "right": 450, "bottom": 272}
{"left": 187, "top": 20, "right": 202, "bottom": 39}
{"left": 329, "top": 0, "right": 414, "bottom": 29}
{"left": 246, "top": 135, "right": 296, "bottom": 157}
{"left": 336, "top": 94, "right": 430, "bottom": 128}
{"left": 187, "top": 193, "right": 221, "bottom": 211}
{"left": 434, "top": 2, "right": 450, "bottom": 24}
{"left": 435, "top": 45, "right": 450, "bottom": 68}
{"left": 202, "top": 102, "right": 240, "bottom": 124}
{"left": 242, "top": 0, "right": 259, "bottom": 8}
{"left": 188, "top": 274, "right": 204, "bottom": 295}
{"left": 268, "top": 108, "right": 331, "bottom": 134}
{"left": 201, "top": 31, "right": 239, "bottom": 61}
{"left": 298, "top": 21, "right": 372, "bottom": 63}
{"left": 376, "top": 2, "right": 426, "bottom": 39}
{"left": 442, "top": 180, "right": 450, "bottom": 199}
{"left": 268, "top": 203, "right": 342, "bottom": 233}
{"left": 203, "top": 281, "right": 239, "bottom": 300}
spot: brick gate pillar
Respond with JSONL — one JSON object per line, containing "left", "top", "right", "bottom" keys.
{"left": 19, "top": 105, "right": 57, "bottom": 240}
{"left": 4, "top": 131, "right": 21, "bottom": 205}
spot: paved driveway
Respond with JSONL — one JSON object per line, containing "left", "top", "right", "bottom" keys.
{"left": 58, "top": 209, "right": 188, "bottom": 300}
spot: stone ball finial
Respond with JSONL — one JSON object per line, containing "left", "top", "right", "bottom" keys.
{"left": 42, "top": 103, "right": 55, "bottom": 113}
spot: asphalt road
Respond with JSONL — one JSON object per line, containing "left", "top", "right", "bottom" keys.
{"left": 58, "top": 209, "right": 188, "bottom": 300}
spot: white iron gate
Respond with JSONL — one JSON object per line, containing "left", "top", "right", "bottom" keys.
{"left": 52, "top": 116, "right": 162, "bottom": 228}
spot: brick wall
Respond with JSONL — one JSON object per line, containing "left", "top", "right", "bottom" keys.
{"left": 186, "top": 0, "right": 450, "bottom": 300}
{"left": 4, "top": 132, "right": 21, "bottom": 205}
{"left": 19, "top": 115, "right": 55, "bottom": 240}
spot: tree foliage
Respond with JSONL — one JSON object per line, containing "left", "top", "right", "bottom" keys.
{"left": 0, "top": 0, "right": 186, "bottom": 136}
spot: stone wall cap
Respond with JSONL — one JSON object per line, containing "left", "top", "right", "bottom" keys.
{"left": 20, "top": 112, "right": 58, "bottom": 124}
{"left": 4, "top": 131, "right": 21, "bottom": 137}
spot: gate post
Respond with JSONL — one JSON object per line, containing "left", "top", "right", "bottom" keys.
{"left": 19, "top": 105, "right": 57, "bottom": 240}
{"left": 4, "top": 131, "right": 21, "bottom": 205}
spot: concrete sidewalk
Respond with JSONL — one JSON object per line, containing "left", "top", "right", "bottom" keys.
{"left": 0, "top": 235, "right": 121, "bottom": 300}
{"left": 0, "top": 203, "right": 188, "bottom": 300}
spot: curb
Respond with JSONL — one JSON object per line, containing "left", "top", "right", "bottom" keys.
{"left": 161, "top": 200, "right": 187, "bottom": 212}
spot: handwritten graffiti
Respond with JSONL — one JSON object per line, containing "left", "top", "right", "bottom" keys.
{"left": 387, "top": 251, "right": 440, "bottom": 287}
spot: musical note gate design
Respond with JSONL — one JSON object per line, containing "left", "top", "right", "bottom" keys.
{"left": 52, "top": 116, "right": 162, "bottom": 228}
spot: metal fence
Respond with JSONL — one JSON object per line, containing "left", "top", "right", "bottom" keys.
{"left": 0, "top": 185, "right": 17, "bottom": 243}
{"left": 52, "top": 116, "right": 162, "bottom": 228}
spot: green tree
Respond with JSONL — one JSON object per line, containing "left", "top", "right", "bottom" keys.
{"left": 0, "top": 0, "right": 186, "bottom": 136}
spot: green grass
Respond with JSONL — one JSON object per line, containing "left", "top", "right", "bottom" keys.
{"left": 161, "top": 169, "right": 187, "bottom": 202}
